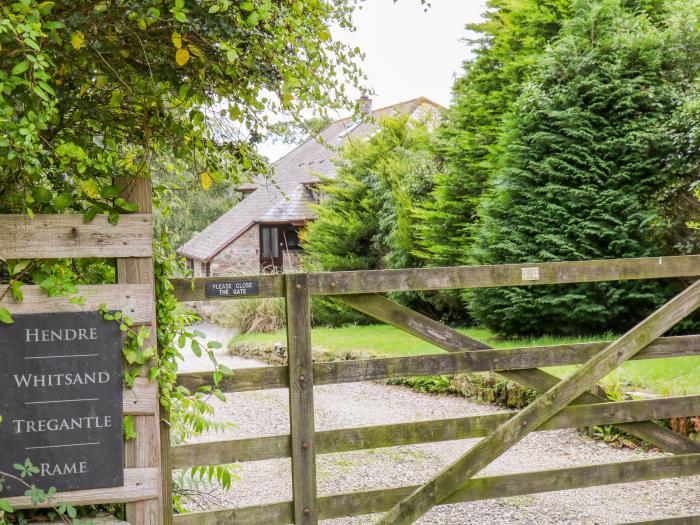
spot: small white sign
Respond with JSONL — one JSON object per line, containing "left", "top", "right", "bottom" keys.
{"left": 521, "top": 267, "right": 540, "bottom": 281}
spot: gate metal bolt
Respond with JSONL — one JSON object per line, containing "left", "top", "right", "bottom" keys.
{"left": 299, "top": 375, "right": 306, "bottom": 382}
{"left": 302, "top": 442, "right": 309, "bottom": 449}
{"left": 303, "top": 507, "right": 310, "bottom": 515}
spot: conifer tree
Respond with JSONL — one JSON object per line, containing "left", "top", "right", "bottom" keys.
{"left": 415, "top": 0, "right": 573, "bottom": 267}
{"left": 302, "top": 116, "right": 441, "bottom": 321}
{"left": 469, "top": 0, "right": 688, "bottom": 336}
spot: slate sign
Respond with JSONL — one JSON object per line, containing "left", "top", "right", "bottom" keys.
{"left": 0, "top": 311, "right": 124, "bottom": 497}
{"left": 205, "top": 280, "right": 259, "bottom": 298}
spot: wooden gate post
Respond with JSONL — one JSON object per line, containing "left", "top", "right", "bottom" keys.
{"left": 285, "top": 273, "right": 319, "bottom": 525}
{"left": 117, "top": 176, "right": 168, "bottom": 525}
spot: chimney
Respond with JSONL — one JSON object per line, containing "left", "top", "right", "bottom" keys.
{"left": 358, "top": 95, "right": 373, "bottom": 117}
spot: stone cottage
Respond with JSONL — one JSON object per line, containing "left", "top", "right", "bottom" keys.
{"left": 179, "top": 96, "right": 443, "bottom": 276}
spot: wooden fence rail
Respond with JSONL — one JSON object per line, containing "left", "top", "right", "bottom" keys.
{"left": 171, "top": 255, "right": 700, "bottom": 301}
{"left": 172, "top": 454, "right": 700, "bottom": 525}
{"left": 170, "top": 255, "right": 700, "bottom": 525}
{"left": 176, "top": 334, "right": 700, "bottom": 393}
{"left": 171, "top": 395, "right": 700, "bottom": 469}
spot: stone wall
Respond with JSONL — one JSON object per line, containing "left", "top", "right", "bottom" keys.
{"left": 209, "top": 224, "right": 261, "bottom": 276}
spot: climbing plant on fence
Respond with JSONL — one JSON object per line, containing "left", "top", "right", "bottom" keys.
{"left": 0, "top": 0, "right": 368, "bottom": 518}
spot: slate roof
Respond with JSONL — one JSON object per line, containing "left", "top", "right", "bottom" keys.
{"left": 179, "top": 97, "right": 443, "bottom": 262}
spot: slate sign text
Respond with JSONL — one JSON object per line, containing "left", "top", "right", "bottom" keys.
{"left": 205, "top": 280, "right": 259, "bottom": 298}
{"left": 0, "top": 311, "right": 124, "bottom": 496}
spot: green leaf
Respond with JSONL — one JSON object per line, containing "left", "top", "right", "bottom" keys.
{"left": 246, "top": 11, "right": 260, "bottom": 26}
{"left": 11, "top": 281, "right": 23, "bottom": 302}
{"left": 84, "top": 205, "right": 100, "bottom": 223}
{"left": 11, "top": 61, "right": 29, "bottom": 75}
{"left": 70, "top": 32, "right": 85, "bottom": 50}
{"left": 100, "top": 184, "right": 124, "bottom": 199}
{"left": 123, "top": 416, "right": 137, "bottom": 441}
{"left": 0, "top": 308, "right": 14, "bottom": 324}
{"left": 54, "top": 191, "right": 73, "bottom": 210}
{"left": 31, "top": 186, "right": 52, "bottom": 204}
{"left": 11, "top": 260, "right": 30, "bottom": 275}
{"left": 0, "top": 499, "right": 13, "bottom": 512}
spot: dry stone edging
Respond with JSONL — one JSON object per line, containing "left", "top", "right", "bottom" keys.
{"left": 229, "top": 341, "right": 375, "bottom": 365}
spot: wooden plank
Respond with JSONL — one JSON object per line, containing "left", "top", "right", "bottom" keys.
{"left": 336, "top": 293, "right": 484, "bottom": 351}
{"left": 124, "top": 378, "right": 160, "bottom": 416}
{"left": 376, "top": 279, "right": 700, "bottom": 525}
{"left": 6, "top": 467, "right": 159, "bottom": 509}
{"left": 341, "top": 294, "right": 700, "bottom": 455}
{"left": 170, "top": 395, "right": 700, "bottom": 468}
{"left": 172, "top": 435, "right": 291, "bottom": 468}
{"left": 173, "top": 501, "right": 292, "bottom": 525}
{"left": 0, "top": 284, "right": 153, "bottom": 324}
{"left": 177, "top": 364, "right": 289, "bottom": 393}
{"left": 175, "top": 335, "right": 700, "bottom": 394}
{"left": 328, "top": 453, "right": 700, "bottom": 521}
{"left": 309, "top": 255, "right": 700, "bottom": 295}
{"left": 170, "top": 274, "right": 285, "bottom": 301}
{"left": 172, "top": 454, "right": 700, "bottom": 525}
{"left": 117, "top": 177, "right": 165, "bottom": 525}
{"left": 311, "top": 334, "right": 700, "bottom": 386}
{"left": 0, "top": 213, "right": 152, "bottom": 259}
{"left": 285, "top": 273, "right": 318, "bottom": 525}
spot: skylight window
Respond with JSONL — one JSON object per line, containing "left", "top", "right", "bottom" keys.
{"left": 339, "top": 120, "right": 361, "bottom": 138}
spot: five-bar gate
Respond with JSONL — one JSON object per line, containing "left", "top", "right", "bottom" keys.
{"left": 172, "top": 255, "right": 700, "bottom": 524}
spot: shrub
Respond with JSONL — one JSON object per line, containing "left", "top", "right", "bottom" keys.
{"left": 469, "top": 0, "right": 695, "bottom": 336}
{"left": 211, "top": 298, "right": 286, "bottom": 334}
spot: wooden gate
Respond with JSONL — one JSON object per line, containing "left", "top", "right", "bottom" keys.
{"left": 172, "top": 255, "right": 700, "bottom": 525}
{"left": 0, "top": 179, "right": 166, "bottom": 524}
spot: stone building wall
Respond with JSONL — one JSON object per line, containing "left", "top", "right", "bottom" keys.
{"left": 209, "top": 224, "right": 261, "bottom": 276}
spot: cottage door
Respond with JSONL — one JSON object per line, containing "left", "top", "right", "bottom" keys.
{"left": 260, "top": 224, "right": 283, "bottom": 269}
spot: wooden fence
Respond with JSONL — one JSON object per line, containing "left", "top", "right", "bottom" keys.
{"left": 0, "top": 179, "right": 166, "bottom": 524}
{"left": 171, "top": 255, "right": 700, "bottom": 525}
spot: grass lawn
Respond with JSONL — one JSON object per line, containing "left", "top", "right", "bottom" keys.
{"left": 233, "top": 324, "right": 700, "bottom": 397}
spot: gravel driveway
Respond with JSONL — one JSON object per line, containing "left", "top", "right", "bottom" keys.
{"left": 178, "top": 324, "right": 700, "bottom": 524}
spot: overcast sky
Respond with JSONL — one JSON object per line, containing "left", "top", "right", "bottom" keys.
{"left": 258, "top": 0, "right": 487, "bottom": 161}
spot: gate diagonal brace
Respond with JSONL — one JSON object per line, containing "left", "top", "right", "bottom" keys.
{"left": 356, "top": 279, "right": 700, "bottom": 525}
{"left": 337, "top": 294, "right": 700, "bottom": 454}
